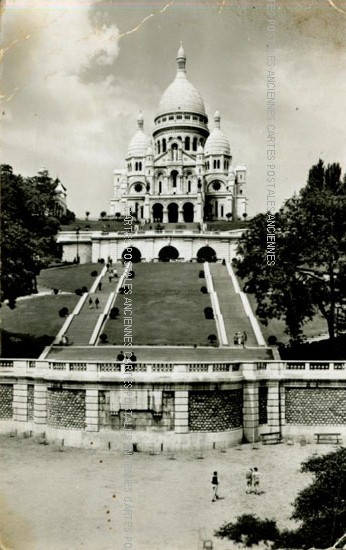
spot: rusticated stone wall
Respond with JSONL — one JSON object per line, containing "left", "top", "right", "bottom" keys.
{"left": 285, "top": 388, "right": 346, "bottom": 425}
{"left": 0, "top": 384, "right": 13, "bottom": 419}
{"left": 189, "top": 390, "right": 242, "bottom": 432}
{"left": 47, "top": 389, "right": 85, "bottom": 429}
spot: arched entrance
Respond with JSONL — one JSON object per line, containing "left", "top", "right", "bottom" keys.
{"left": 168, "top": 203, "right": 178, "bottom": 223}
{"left": 197, "top": 246, "right": 217, "bottom": 263}
{"left": 152, "top": 203, "right": 163, "bottom": 223}
{"left": 159, "top": 246, "right": 179, "bottom": 262}
{"left": 122, "top": 247, "right": 142, "bottom": 263}
{"left": 183, "top": 202, "right": 194, "bottom": 222}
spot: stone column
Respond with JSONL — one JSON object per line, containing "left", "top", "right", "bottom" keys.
{"left": 85, "top": 389, "right": 99, "bottom": 432}
{"left": 242, "top": 381, "right": 259, "bottom": 443}
{"left": 178, "top": 209, "right": 184, "bottom": 223}
{"left": 13, "top": 383, "right": 28, "bottom": 423}
{"left": 174, "top": 390, "right": 189, "bottom": 434}
{"left": 163, "top": 209, "right": 168, "bottom": 223}
{"left": 34, "top": 382, "right": 48, "bottom": 427}
{"left": 267, "top": 381, "right": 281, "bottom": 432}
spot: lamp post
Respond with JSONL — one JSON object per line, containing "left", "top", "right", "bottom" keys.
{"left": 76, "top": 227, "right": 80, "bottom": 264}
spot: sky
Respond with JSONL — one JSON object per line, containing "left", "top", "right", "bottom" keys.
{"left": 1, "top": 0, "right": 346, "bottom": 218}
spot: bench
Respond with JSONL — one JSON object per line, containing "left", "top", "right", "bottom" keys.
{"left": 314, "top": 433, "right": 342, "bottom": 445}
{"left": 260, "top": 432, "right": 282, "bottom": 445}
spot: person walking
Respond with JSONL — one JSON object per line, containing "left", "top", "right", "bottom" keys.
{"left": 253, "top": 467, "right": 260, "bottom": 495}
{"left": 246, "top": 468, "right": 253, "bottom": 493}
{"left": 98, "top": 281, "right": 102, "bottom": 291}
{"left": 95, "top": 297, "right": 100, "bottom": 309}
{"left": 88, "top": 297, "right": 93, "bottom": 309}
{"left": 211, "top": 471, "right": 219, "bottom": 502}
{"left": 242, "top": 330, "right": 248, "bottom": 348}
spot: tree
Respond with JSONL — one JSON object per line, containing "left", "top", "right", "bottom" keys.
{"left": 291, "top": 447, "right": 346, "bottom": 547}
{"left": 215, "top": 448, "right": 346, "bottom": 549}
{"left": 100, "top": 211, "right": 107, "bottom": 220}
{"left": 234, "top": 160, "right": 346, "bottom": 343}
{"left": 226, "top": 212, "right": 232, "bottom": 222}
{"left": 85, "top": 211, "right": 90, "bottom": 220}
{"left": 1, "top": 165, "right": 63, "bottom": 303}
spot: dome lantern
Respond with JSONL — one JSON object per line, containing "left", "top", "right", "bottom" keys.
{"left": 214, "top": 109, "right": 221, "bottom": 129}
{"left": 176, "top": 42, "right": 186, "bottom": 74}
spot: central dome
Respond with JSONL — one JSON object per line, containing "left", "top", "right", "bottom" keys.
{"left": 157, "top": 45, "right": 206, "bottom": 117}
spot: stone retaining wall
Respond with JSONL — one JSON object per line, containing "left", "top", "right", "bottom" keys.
{"left": 0, "top": 384, "right": 13, "bottom": 419}
{"left": 189, "top": 390, "right": 243, "bottom": 432}
{"left": 285, "top": 387, "right": 346, "bottom": 425}
{"left": 47, "top": 389, "right": 85, "bottom": 429}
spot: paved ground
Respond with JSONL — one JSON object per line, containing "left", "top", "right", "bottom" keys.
{"left": 0, "top": 435, "right": 334, "bottom": 550}
{"left": 46, "top": 345, "right": 273, "bottom": 362}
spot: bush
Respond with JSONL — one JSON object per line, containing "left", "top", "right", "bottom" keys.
{"left": 98, "top": 258, "right": 105, "bottom": 264}
{"left": 127, "top": 270, "right": 135, "bottom": 279}
{"left": 90, "top": 270, "right": 98, "bottom": 277}
{"left": 200, "top": 286, "right": 208, "bottom": 294}
{"left": 118, "top": 287, "right": 125, "bottom": 294}
{"left": 99, "top": 333, "right": 108, "bottom": 343}
{"left": 268, "top": 335, "right": 278, "bottom": 346}
{"left": 208, "top": 334, "right": 217, "bottom": 345}
{"left": 204, "top": 307, "right": 214, "bottom": 319}
{"left": 75, "top": 288, "right": 83, "bottom": 296}
{"left": 215, "top": 514, "right": 279, "bottom": 546}
{"left": 199, "top": 270, "right": 205, "bottom": 278}
{"left": 59, "top": 307, "right": 69, "bottom": 318}
{"left": 52, "top": 288, "right": 59, "bottom": 295}
{"left": 110, "top": 307, "right": 120, "bottom": 320}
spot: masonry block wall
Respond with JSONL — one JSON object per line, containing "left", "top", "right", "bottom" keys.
{"left": 0, "top": 384, "right": 13, "bottom": 419}
{"left": 47, "top": 389, "right": 85, "bottom": 429}
{"left": 189, "top": 390, "right": 242, "bottom": 431}
{"left": 285, "top": 387, "right": 346, "bottom": 425}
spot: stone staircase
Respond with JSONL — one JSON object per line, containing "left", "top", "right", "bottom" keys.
{"left": 209, "top": 264, "right": 257, "bottom": 346}
{"left": 65, "top": 265, "right": 122, "bottom": 346}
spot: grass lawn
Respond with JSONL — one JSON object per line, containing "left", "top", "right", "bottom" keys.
{"left": 102, "top": 263, "right": 218, "bottom": 346}
{"left": 206, "top": 220, "right": 249, "bottom": 231}
{"left": 60, "top": 219, "right": 124, "bottom": 231}
{"left": 247, "top": 294, "right": 328, "bottom": 345}
{"left": 37, "top": 262, "right": 102, "bottom": 293}
{"left": 1, "top": 295, "right": 79, "bottom": 358}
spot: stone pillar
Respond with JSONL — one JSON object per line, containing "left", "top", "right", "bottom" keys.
{"left": 242, "top": 381, "right": 259, "bottom": 443}
{"left": 34, "top": 382, "right": 48, "bottom": 426}
{"left": 174, "top": 390, "right": 189, "bottom": 434}
{"left": 178, "top": 209, "right": 184, "bottom": 223}
{"left": 85, "top": 389, "right": 99, "bottom": 432}
{"left": 163, "top": 209, "right": 168, "bottom": 223}
{"left": 13, "top": 383, "right": 28, "bottom": 423}
{"left": 267, "top": 381, "right": 281, "bottom": 432}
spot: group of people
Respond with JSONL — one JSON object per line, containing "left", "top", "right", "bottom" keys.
{"left": 233, "top": 330, "right": 247, "bottom": 347}
{"left": 117, "top": 351, "right": 137, "bottom": 366}
{"left": 211, "top": 466, "right": 260, "bottom": 502}
{"left": 245, "top": 467, "right": 260, "bottom": 494}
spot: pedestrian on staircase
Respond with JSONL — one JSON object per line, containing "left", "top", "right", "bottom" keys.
{"left": 88, "top": 297, "right": 93, "bottom": 309}
{"left": 95, "top": 297, "right": 100, "bottom": 309}
{"left": 98, "top": 281, "right": 102, "bottom": 291}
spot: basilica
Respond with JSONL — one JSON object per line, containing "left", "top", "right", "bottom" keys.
{"left": 109, "top": 44, "right": 247, "bottom": 224}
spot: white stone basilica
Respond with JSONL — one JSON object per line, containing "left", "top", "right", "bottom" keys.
{"left": 110, "top": 44, "right": 247, "bottom": 224}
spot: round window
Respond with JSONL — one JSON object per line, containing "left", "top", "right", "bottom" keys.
{"left": 212, "top": 181, "right": 221, "bottom": 191}
{"left": 134, "top": 183, "right": 143, "bottom": 193}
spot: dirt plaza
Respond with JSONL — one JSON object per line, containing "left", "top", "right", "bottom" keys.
{"left": 0, "top": 435, "right": 337, "bottom": 550}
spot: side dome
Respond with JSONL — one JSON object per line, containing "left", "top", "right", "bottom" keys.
{"left": 126, "top": 113, "right": 151, "bottom": 158}
{"left": 204, "top": 110, "right": 230, "bottom": 155}
{"left": 157, "top": 45, "right": 206, "bottom": 116}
